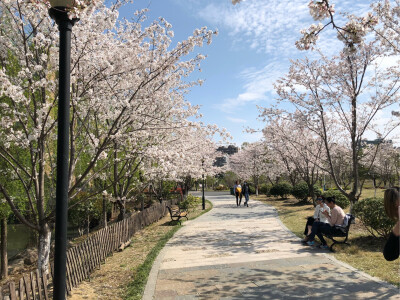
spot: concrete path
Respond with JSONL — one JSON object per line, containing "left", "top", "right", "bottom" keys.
{"left": 143, "top": 192, "right": 399, "bottom": 300}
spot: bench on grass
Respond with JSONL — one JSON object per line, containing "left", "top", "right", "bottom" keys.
{"left": 322, "top": 214, "right": 355, "bottom": 252}
{"left": 166, "top": 205, "right": 188, "bottom": 224}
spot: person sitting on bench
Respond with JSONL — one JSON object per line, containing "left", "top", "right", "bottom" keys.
{"left": 305, "top": 197, "right": 346, "bottom": 249}
{"left": 302, "top": 196, "right": 330, "bottom": 243}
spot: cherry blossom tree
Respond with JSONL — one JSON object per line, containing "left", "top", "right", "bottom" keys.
{"left": 373, "top": 1, "right": 400, "bottom": 55}
{"left": 365, "top": 141, "right": 400, "bottom": 190}
{"left": 233, "top": 0, "right": 400, "bottom": 209}
{"left": 142, "top": 123, "right": 228, "bottom": 197}
{"left": 229, "top": 142, "right": 270, "bottom": 195}
{"left": 262, "top": 112, "right": 324, "bottom": 202}
{"left": 0, "top": 0, "right": 219, "bottom": 272}
{"left": 271, "top": 40, "right": 400, "bottom": 211}
{"left": 297, "top": 0, "right": 377, "bottom": 52}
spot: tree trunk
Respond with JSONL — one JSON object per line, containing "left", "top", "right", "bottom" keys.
{"left": 38, "top": 223, "right": 51, "bottom": 274}
{"left": 373, "top": 176, "right": 377, "bottom": 198}
{"left": 308, "top": 183, "right": 316, "bottom": 206}
{"left": 182, "top": 178, "right": 190, "bottom": 200}
{"left": 182, "top": 185, "right": 188, "bottom": 200}
{"left": 87, "top": 214, "right": 90, "bottom": 238}
{"left": 102, "top": 194, "right": 107, "bottom": 228}
{"left": 348, "top": 193, "right": 357, "bottom": 215}
{"left": 118, "top": 200, "right": 126, "bottom": 221}
{"left": 1, "top": 218, "right": 7, "bottom": 279}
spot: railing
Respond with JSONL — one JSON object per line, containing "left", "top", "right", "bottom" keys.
{"left": 1, "top": 199, "right": 176, "bottom": 299}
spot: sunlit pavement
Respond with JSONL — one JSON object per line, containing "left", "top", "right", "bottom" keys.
{"left": 143, "top": 191, "right": 399, "bottom": 300}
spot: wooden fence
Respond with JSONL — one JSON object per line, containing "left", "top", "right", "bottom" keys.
{"left": 0, "top": 199, "right": 177, "bottom": 299}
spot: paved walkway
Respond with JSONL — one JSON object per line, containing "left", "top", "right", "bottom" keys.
{"left": 143, "top": 192, "right": 399, "bottom": 299}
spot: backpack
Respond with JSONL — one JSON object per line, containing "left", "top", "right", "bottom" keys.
{"left": 235, "top": 186, "right": 242, "bottom": 193}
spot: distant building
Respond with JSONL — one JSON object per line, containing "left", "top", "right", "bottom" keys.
{"left": 214, "top": 156, "right": 227, "bottom": 167}
{"left": 214, "top": 145, "right": 238, "bottom": 167}
{"left": 217, "top": 145, "right": 238, "bottom": 155}
{"left": 362, "top": 139, "right": 392, "bottom": 145}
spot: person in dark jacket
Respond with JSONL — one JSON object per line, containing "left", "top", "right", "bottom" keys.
{"left": 242, "top": 181, "right": 250, "bottom": 207}
{"left": 383, "top": 187, "right": 400, "bottom": 261}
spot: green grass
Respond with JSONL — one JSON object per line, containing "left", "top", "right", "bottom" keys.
{"left": 124, "top": 200, "right": 213, "bottom": 300}
{"left": 124, "top": 225, "right": 181, "bottom": 300}
{"left": 254, "top": 195, "right": 400, "bottom": 287}
{"left": 358, "top": 187, "right": 385, "bottom": 199}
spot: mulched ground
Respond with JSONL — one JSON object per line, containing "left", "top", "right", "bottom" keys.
{"left": 68, "top": 215, "right": 175, "bottom": 299}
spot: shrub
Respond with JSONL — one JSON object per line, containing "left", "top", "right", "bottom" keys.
{"left": 249, "top": 185, "right": 256, "bottom": 194}
{"left": 179, "top": 194, "right": 200, "bottom": 211}
{"left": 291, "top": 183, "right": 309, "bottom": 201}
{"left": 322, "top": 190, "right": 350, "bottom": 209}
{"left": 270, "top": 183, "right": 292, "bottom": 199}
{"left": 214, "top": 185, "right": 226, "bottom": 191}
{"left": 68, "top": 192, "right": 107, "bottom": 232}
{"left": 259, "top": 183, "right": 271, "bottom": 196}
{"left": 314, "top": 186, "right": 323, "bottom": 197}
{"left": 353, "top": 197, "right": 395, "bottom": 238}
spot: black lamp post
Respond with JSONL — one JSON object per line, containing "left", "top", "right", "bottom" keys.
{"left": 202, "top": 159, "right": 205, "bottom": 210}
{"left": 49, "top": 2, "right": 78, "bottom": 299}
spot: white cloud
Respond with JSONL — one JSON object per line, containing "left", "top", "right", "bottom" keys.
{"left": 198, "top": 0, "right": 311, "bottom": 55}
{"left": 217, "top": 60, "right": 288, "bottom": 112}
{"left": 237, "top": 131, "right": 264, "bottom": 146}
{"left": 197, "top": 0, "right": 372, "bottom": 57}
{"left": 226, "top": 116, "right": 247, "bottom": 123}
{"left": 365, "top": 107, "right": 400, "bottom": 144}
{"left": 374, "top": 55, "right": 400, "bottom": 70}
{"left": 202, "top": 0, "right": 373, "bottom": 115}
{"left": 184, "top": 0, "right": 376, "bottom": 144}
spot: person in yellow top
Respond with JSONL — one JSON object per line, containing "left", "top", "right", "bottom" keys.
{"left": 306, "top": 197, "right": 346, "bottom": 249}
{"left": 233, "top": 180, "right": 242, "bottom": 207}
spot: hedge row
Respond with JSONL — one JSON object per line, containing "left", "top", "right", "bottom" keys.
{"left": 260, "top": 182, "right": 351, "bottom": 208}
{"left": 260, "top": 182, "right": 392, "bottom": 238}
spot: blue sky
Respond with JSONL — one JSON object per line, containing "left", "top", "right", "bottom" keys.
{"left": 118, "top": 0, "right": 374, "bottom": 147}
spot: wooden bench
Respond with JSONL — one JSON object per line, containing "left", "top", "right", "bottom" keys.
{"left": 166, "top": 205, "right": 188, "bottom": 224}
{"left": 322, "top": 214, "right": 355, "bottom": 252}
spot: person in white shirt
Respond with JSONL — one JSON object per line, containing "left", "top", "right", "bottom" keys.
{"left": 302, "top": 196, "right": 330, "bottom": 243}
{"left": 306, "top": 197, "right": 346, "bottom": 248}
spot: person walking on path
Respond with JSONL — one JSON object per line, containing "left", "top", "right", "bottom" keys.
{"left": 242, "top": 181, "right": 250, "bottom": 207}
{"left": 306, "top": 197, "right": 345, "bottom": 249}
{"left": 234, "top": 180, "right": 242, "bottom": 206}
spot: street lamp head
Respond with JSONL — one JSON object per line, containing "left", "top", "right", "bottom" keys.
{"left": 49, "top": 0, "right": 77, "bottom": 8}
{"left": 49, "top": 0, "right": 79, "bottom": 27}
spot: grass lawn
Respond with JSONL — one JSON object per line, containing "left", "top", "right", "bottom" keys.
{"left": 358, "top": 187, "right": 385, "bottom": 199}
{"left": 254, "top": 194, "right": 400, "bottom": 287}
